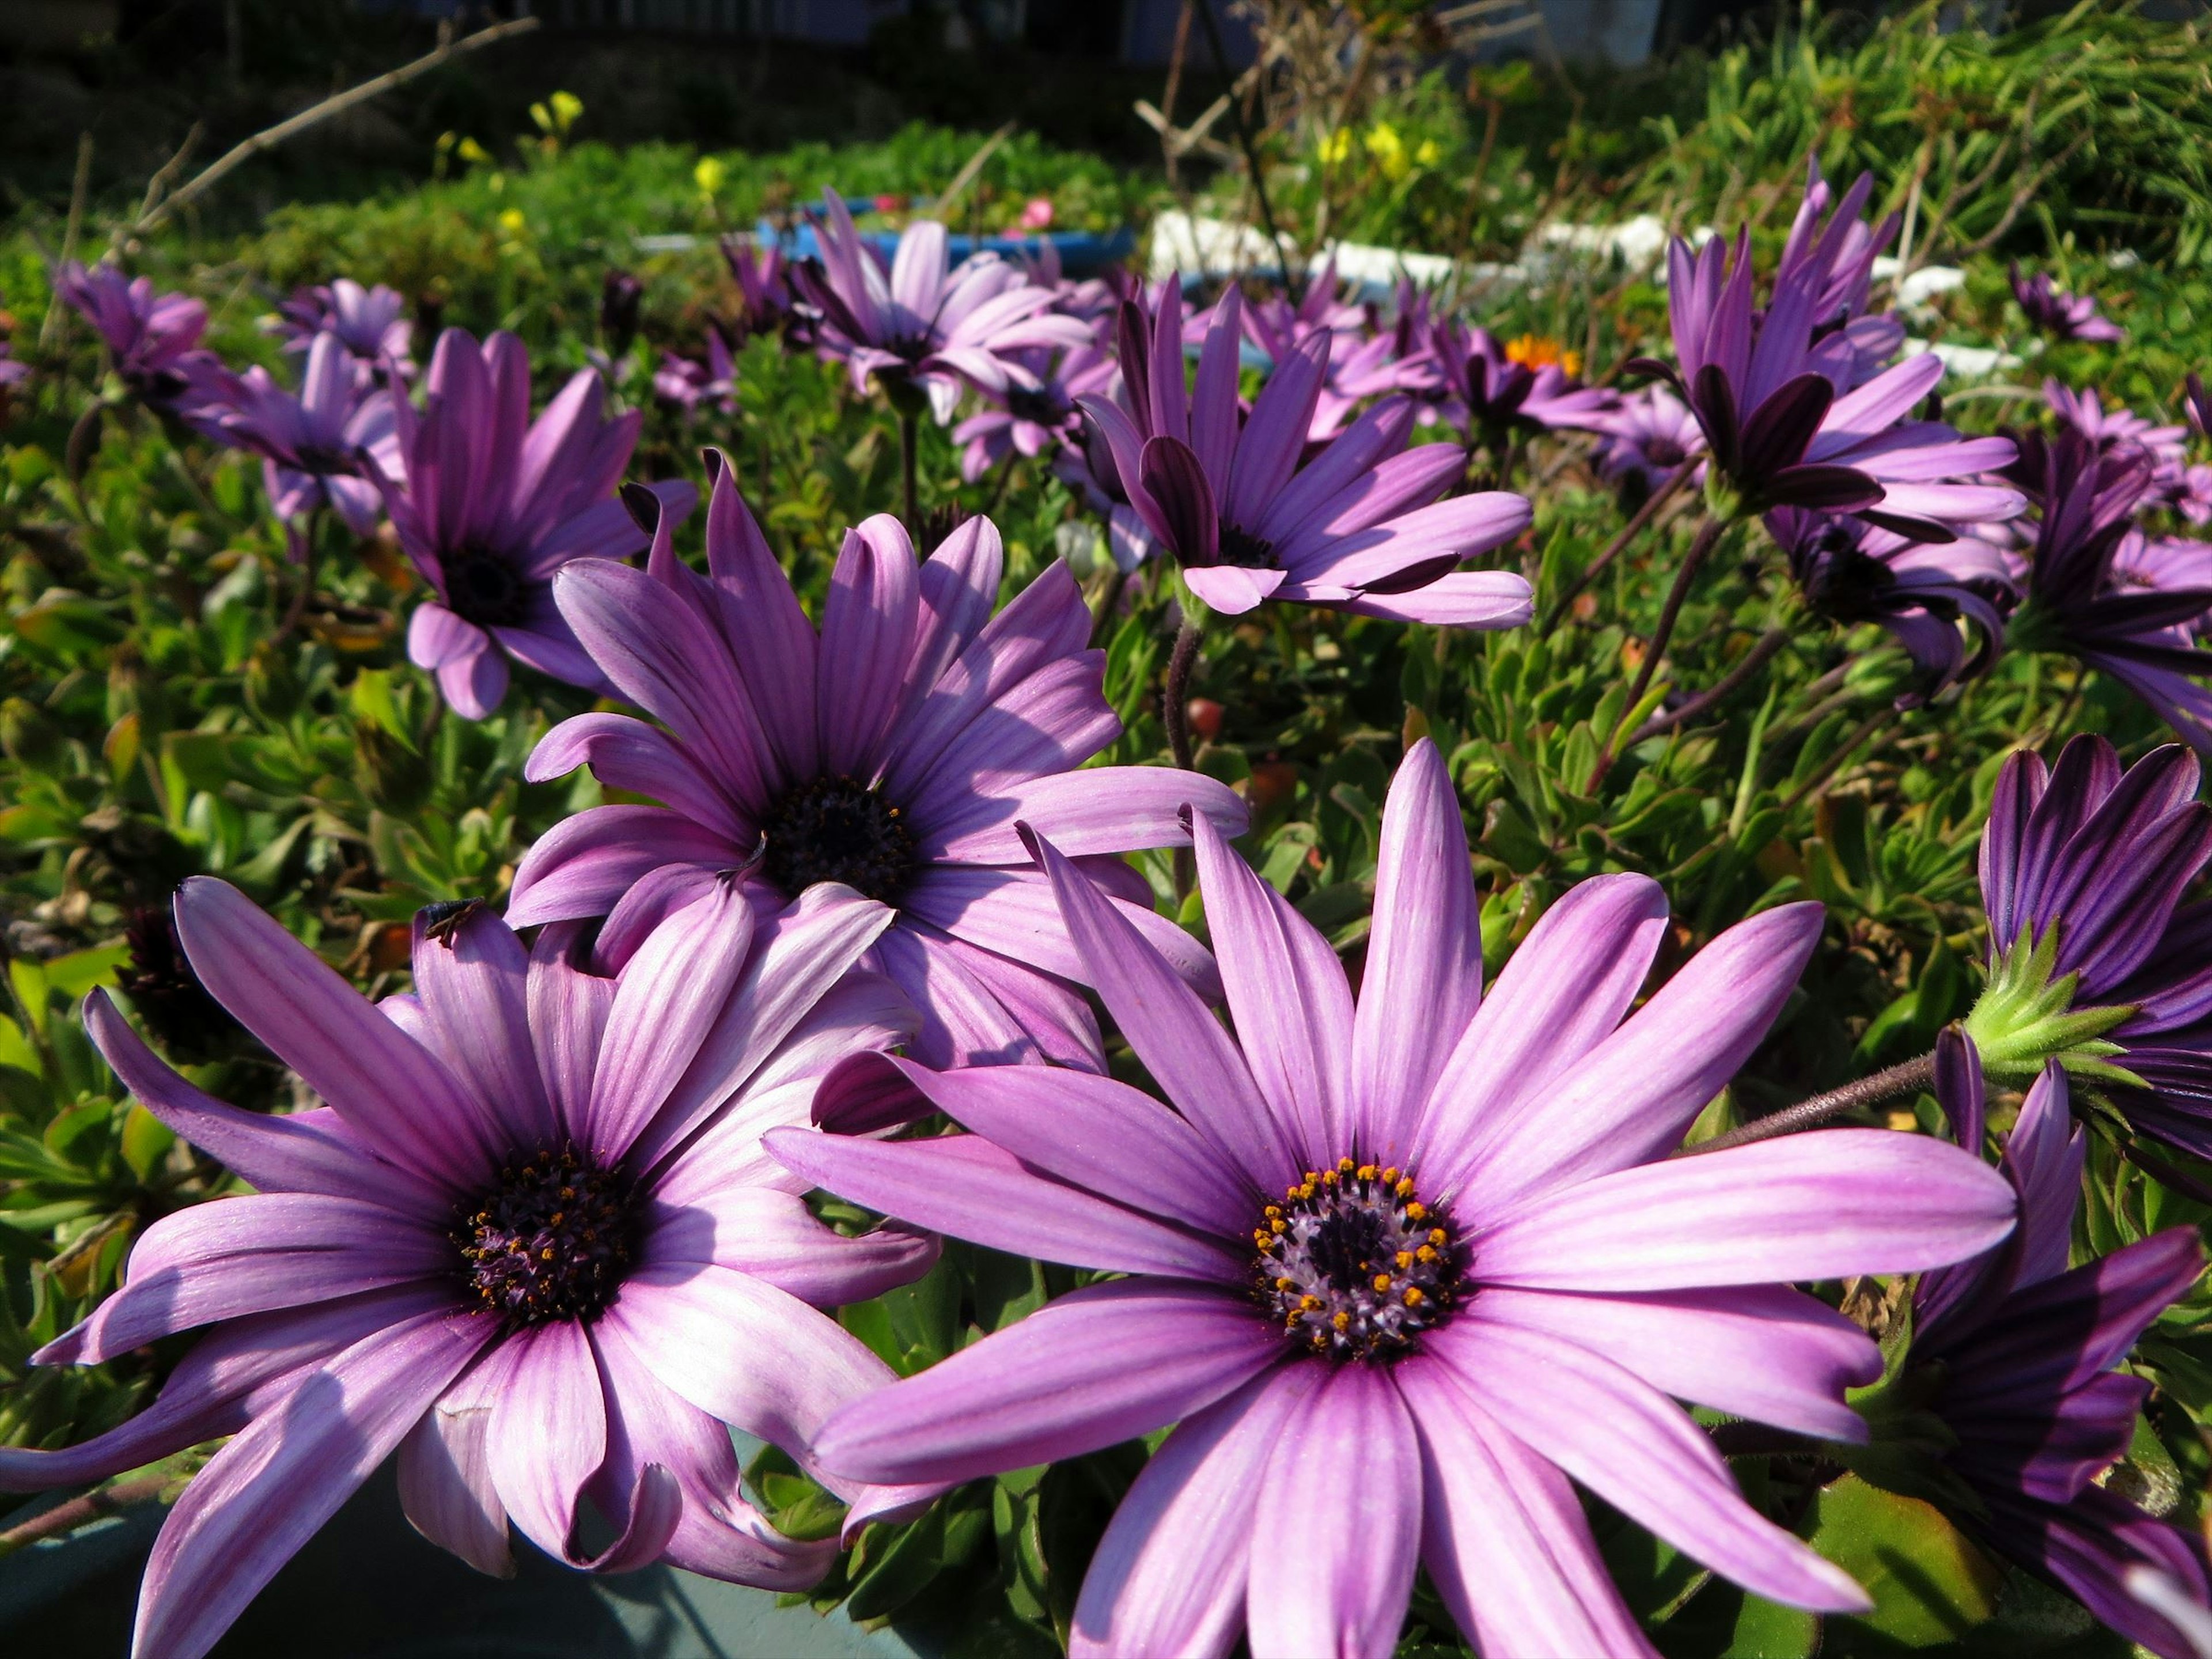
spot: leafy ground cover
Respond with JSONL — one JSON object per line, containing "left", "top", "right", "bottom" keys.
{"left": 4, "top": 3, "right": 2212, "bottom": 1656}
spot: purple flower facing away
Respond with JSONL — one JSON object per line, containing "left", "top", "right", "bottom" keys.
{"left": 365, "top": 326, "right": 694, "bottom": 719}
{"left": 1596, "top": 384, "right": 1708, "bottom": 499}
{"left": 2009, "top": 434, "right": 2212, "bottom": 748}
{"left": 1767, "top": 506, "right": 2014, "bottom": 699}
{"left": 1772, "top": 160, "right": 1906, "bottom": 388}
{"left": 721, "top": 233, "right": 796, "bottom": 343}
{"left": 1427, "top": 320, "right": 1619, "bottom": 441}
{"left": 792, "top": 192, "right": 1090, "bottom": 422}
{"left": 1639, "top": 187, "right": 2024, "bottom": 539}
{"left": 654, "top": 325, "right": 738, "bottom": 418}
{"left": 953, "top": 338, "right": 1116, "bottom": 484}
{"left": 217, "top": 331, "right": 395, "bottom": 536}
{"left": 2048, "top": 381, "right": 2189, "bottom": 478}
{"left": 0, "top": 338, "right": 27, "bottom": 391}
{"left": 2013, "top": 264, "right": 2127, "bottom": 345}
{"left": 768, "top": 739, "right": 2020, "bottom": 1659}
{"left": 509, "top": 457, "right": 1247, "bottom": 1073}
{"left": 1968, "top": 734, "right": 2212, "bottom": 1159}
{"left": 57, "top": 259, "right": 233, "bottom": 417}
{"left": 0, "top": 878, "right": 944, "bottom": 1659}
{"left": 270, "top": 278, "right": 414, "bottom": 382}
{"left": 1236, "top": 260, "right": 1377, "bottom": 441}
{"left": 1080, "top": 281, "right": 1535, "bottom": 622}
{"left": 1914, "top": 1033, "right": 2208, "bottom": 1656}
{"left": 2187, "top": 373, "right": 2212, "bottom": 444}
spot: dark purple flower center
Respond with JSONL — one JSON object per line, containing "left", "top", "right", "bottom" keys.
{"left": 760, "top": 774, "right": 915, "bottom": 905}
{"left": 444, "top": 550, "right": 528, "bottom": 628}
{"left": 454, "top": 1146, "right": 638, "bottom": 1326}
{"left": 1798, "top": 527, "right": 1901, "bottom": 623}
{"left": 1217, "top": 521, "right": 1277, "bottom": 569}
{"left": 1004, "top": 384, "right": 1066, "bottom": 428}
{"left": 1254, "top": 1157, "right": 1463, "bottom": 1362}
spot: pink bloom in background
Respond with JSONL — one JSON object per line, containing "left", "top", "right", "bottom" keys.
{"left": 1081, "top": 281, "right": 1534, "bottom": 622}
{"left": 1020, "top": 198, "right": 1055, "bottom": 232}
{"left": 365, "top": 327, "right": 692, "bottom": 719}
{"left": 0, "top": 879, "right": 940, "bottom": 1659}
{"left": 772, "top": 740, "right": 2017, "bottom": 1659}
{"left": 510, "top": 459, "right": 1245, "bottom": 1070}
{"left": 792, "top": 191, "right": 1090, "bottom": 422}
{"left": 216, "top": 331, "right": 395, "bottom": 536}
{"left": 269, "top": 277, "right": 414, "bottom": 384}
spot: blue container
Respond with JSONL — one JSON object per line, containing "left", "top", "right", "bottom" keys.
{"left": 758, "top": 199, "right": 1136, "bottom": 279}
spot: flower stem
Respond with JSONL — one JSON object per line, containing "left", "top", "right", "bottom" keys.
{"left": 1630, "top": 626, "right": 1789, "bottom": 746}
{"left": 1683, "top": 1051, "right": 1940, "bottom": 1156}
{"left": 1089, "top": 564, "right": 1129, "bottom": 643}
{"left": 1541, "top": 453, "right": 1698, "bottom": 633}
{"left": 1162, "top": 614, "right": 1203, "bottom": 773}
{"left": 0, "top": 1469, "right": 172, "bottom": 1557}
{"left": 899, "top": 408, "right": 919, "bottom": 538}
{"left": 1586, "top": 514, "right": 1725, "bottom": 793}
{"left": 1776, "top": 705, "right": 1898, "bottom": 818}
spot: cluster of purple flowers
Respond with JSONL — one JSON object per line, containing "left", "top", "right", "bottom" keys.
{"left": 23, "top": 158, "right": 2212, "bottom": 1659}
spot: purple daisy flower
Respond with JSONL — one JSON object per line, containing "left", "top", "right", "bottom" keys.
{"left": 2013, "top": 265, "right": 2127, "bottom": 345}
{"left": 509, "top": 459, "right": 1245, "bottom": 1072}
{"left": 1079, "top": 282, "right": 1534, "bottom": 622}
{"left": 953, "top": 337, "right": 1116, "bottom": 484}
{"left": 0, "top": 336, "right": 28, "bottom": 391}
{"left": 792, "top": 192, "right": 1090, "bottom": 422}
{"left": 270, "top": 277, "right": 414, "bottom": 382}
{"left": 653, "top": 325, "right": 738, "bottom": 418}
{"left": 1773, "top": 160, "right": 1905, "bottom": 388}
{"left": 2048, "top": 381, "right": 2189, "bottom": 476}
{"left": 1914, "top": 1033, "right": 2208, "bottom": 1656}
{"left": 1427, "top": 320, "right": 1619, "bottom": 441}
{"left": 364, "top": 326, "right": 694, "bottom": 719}
{"left": 1968, "top": 734, "right": 2212, "bottom": 1160}
{"left": 56, "top": 259, "right": 236, "bottom": 419}
{"left": 1767, "top": 506, "right": 2014, "bottom": 698}
{"left": 216, "top": 331, "right": 395, "bottom": 536}
{"left": 0, "top": 878, "right": 942, "bottom": 1659}
{"left": 721, "top": 233, "right": 796, "bottom": 343}
{"left": 1638, "top": 211, "right": 2024, "bottom": 539}
{"left": 2009, "top": 434, "right": 2212, "bottom": 747}
{"left": 769, "top": 739, "right": 2019, "bottom": 1659}
{"left": 1596, "top": 384, "right": 1709, "bottom": 499}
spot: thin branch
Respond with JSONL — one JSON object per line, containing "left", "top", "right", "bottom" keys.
{"left": 126, "top": 17, "right": 540, "bottom": 241}
{"left": 1775, "top": 704, "right": 1898, "bottom": 819}
{"left": 39, "top": 134, "right": 94, "bottom": 350}
{"left": 0, "top": 1470, "right": 172, "bottom": 1557}
{"left": 1683, "top": 1051, "right": 1940, "bottom": 1156}
{"left": 1192, "top": 0, "right": 1302, "bottom": 304}
{"left": 1540, "top": 454, "right": 1698, "bottom": 632}
{"left": 1630, "top": 627, "right": 1789, "bottom": 745}
{"left": 935, "top": 122, "right": 1017, "bottom": 222}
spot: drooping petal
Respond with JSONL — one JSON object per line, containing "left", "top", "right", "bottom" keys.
{"left": 484, "top": 1320, "right": 611, "bottom": 1567}
{"left": 397, "top": 1354, "right": 512, "bottom": 1577}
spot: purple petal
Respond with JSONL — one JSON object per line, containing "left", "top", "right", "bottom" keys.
{"left": 1070, "top": 1369, "right": 1313, "bottom": 1659}
{"left": 1191, "top": 807, "right": 1353, "bottom": 1168}
{"left": 397, "top": 1357, "right": 511, "bottom": 1577}
{"left": 1247, "top": 1364, "right": 1422, "bottom": 1659}
{"left": 766, "top": 1127, "right": 1243, "bottom": 1281}
{"left": 485, "top": 1320, "right": 613, "bottom": 1566}
{"left": 505, "top": 806, "right": 743, "bottom": 928}
{"left": 1183, "top": 563, "right": 1287, "bottom": 615}
{"left": 1471, "top": 1128, "right": 2018, "bottom": 1291}
{"left": 526, "top": 713, "right": 752, "bottom": 843}
{"left": 1396, "top": 1362, "right": 1659, "bottom": 1658}
{"left": 900, "top": 864, "right": 1221, "bottom": 998}
{"left": 407, "top": 903, "right": 555, "bottom": 1156}
{"left": 527, "top": 922, "right": 616, "bottom": 1143}
{"left": 176, "top": 878, "right": 501, "bottom": 1185}
{"left": 131, "top": 1304, "right": 493, "bottom": 1659}
{"left": 809, "top": 1279, "right": 1285, "bottom": 1487}
{"left": 642, "top": 1184, "right": 938, "bottom": 1307}
{"left": 1441, "top": 1317, "right": 1872, "bottom": 1612}
{"left": 1353, "top": 738, "right": 1482, "bottom": 1158}
{"left": 817, "top": 516, "right": 921, "bottom": 778}
{"left": 916, "top": 765, "right": 1249, "bottom": 865}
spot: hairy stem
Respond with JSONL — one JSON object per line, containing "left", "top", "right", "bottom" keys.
{"left": 0, "top": 1470, "right": 172, "bottom": 1558}
{"left": 1587, "top": 514, "right": 1725, "bottom": 793}
{"left": 1630, "top": 627, "right": 1790, "bottom": 746}
{"left": 1162, "top": 615, "right": 1203, "bottom": 772}
{"left": 1541, "top": 454, "right": 1699, "bottom": 632}
{"left": 899, "top": 408, "right": 919, "bottom": 538}
{"left": 1684, "top": 1052, "right": 1940, "bottom": 1156}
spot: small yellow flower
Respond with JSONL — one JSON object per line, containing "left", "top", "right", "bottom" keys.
{"left": 457, "top": 137, "right": 492, "bottom": 166}
{"left": 1505, "top": 334, "right": 1582, "bottom": 377}
{"left": 498, "top": 208, "right": 527, "bottom": 236}
{"left": 1414, "top": 138, "right": 1441, "bottom": 167}
{"left": 1365, "top": 122, "right": 1408, "bottom": 180}
{"left": 550, "top": 90, "right": 584, "bottom": 130}
{"left": 695, "top": 156, "right": 727, "bottom": 198}
{"left": 1317, "top": 128, "right": 1352, "bottom": 166}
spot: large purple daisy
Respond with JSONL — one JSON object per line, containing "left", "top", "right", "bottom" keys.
{"left": 1914, "top": 1033, "right": 2207, "bottom": 1656}
{"left": 365, "top": 326, "right": 693, "bottom": 719}
{"left": 0, "top": 878, "right": 939, "bottom": 1659}
{"left": 769, "top": 740, "right": 2017, "bottom": 1658}
{"left": 1080, "top": 282, "right": 1534, "bottom": 622}
{"left": 508, "top": 458, "right": 1245, "bottom": 1071}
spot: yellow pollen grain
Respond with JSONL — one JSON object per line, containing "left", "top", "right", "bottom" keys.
{"left": 1372, "top": 1273, "right": 1393, "bottom": 1293}
{"left": 1299, "top": 1294, "right": 1322, "bottom": 1312}
{"left": 1404, "top": 1202, "right": 1427, "bottom": 1221}
{"left": 1395, "top": 1178, "right": 1415, "bottom": 1198}
{"left": 1381, "top": 1166, "right": 1400, "bottom": 1184}
{"left": 1404, "top": 1287, "right": 1426, "bottom": 1306}
{"left": 1338, "top": 1157, "right": 1356, "bottom": 1173}
{"left": 1275, "top": 1277, "right": 1296, "bottom": 1292}
{"left": 1395, "top": 1251, "right": 1415, "bottom": 1270}
{"left": 1332, "top": 1311, "right": 1350, "bottom": 1331}
{"left": 540, "top": 1248, "right": 555, "bottom": 1261}
{"left": 1357, "top": 1164, "right": 1378, "bottom": 1181}
{"left": 1429, "top": 1228, "right": 1448, "bottom": 1245}
{"left": 1416, "top": 1245, "right": 1438, "bottom": 1264}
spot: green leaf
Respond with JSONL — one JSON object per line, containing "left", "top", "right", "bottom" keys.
{"left": 1802, "top": 1475, "right": 2003, "bottom": 1648}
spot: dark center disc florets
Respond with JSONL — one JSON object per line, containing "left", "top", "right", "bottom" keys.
{"left": 454, "top": 1146, "right": 638, "bottom": 1326}
{"left": 1004, "top": 384, "right": 1067, "bottom": 428}
{"left": 444, "top": 549, "right": 529, "bottom": 628}
{"left": 1217, "top": 521, "right": 1277, "bottom": 569}
{"left": 1253, "top": 1157, "right": 1464, "bottom": 1362}
{"left": 760, "top": 774, "right": 915, "bottom": 904}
